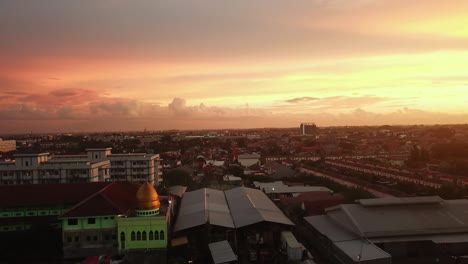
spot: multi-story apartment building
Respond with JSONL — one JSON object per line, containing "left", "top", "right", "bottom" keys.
{"left": 86, "top": 148, "right": 162, "bottom": 184}
{"left": 0, "top": 148, "right": 161, "bottom": 185}
{"left": 300, "top": 122, "right": 317, "bottom": 135}
{"left": 0, "top": 153, "right": 110, "bottom": 185}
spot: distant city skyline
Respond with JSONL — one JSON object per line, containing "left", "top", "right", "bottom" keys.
{"left": 1, "top": 0, "right": 468, "bottom": 133}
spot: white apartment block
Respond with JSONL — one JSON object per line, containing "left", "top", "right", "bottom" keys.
{"left": 0, "top": 148, "right": 161, "bottom": 185}
{"left": 85, "top": 148, "right": 162, "bottom": 184}
{"left": 0, "top": 153, "right": 110, "bottom": 185}
{"left": 0, "top": 139, "right": 16, "bottom": 152}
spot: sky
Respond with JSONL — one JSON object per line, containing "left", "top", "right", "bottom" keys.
{"left": 1, "top": 0, "right": 468, "bottom": 133}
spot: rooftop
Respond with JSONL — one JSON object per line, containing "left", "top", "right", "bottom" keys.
{"left": 174, "top": 187, "right": 293, "bottom": 232}
{"left": 60, "top": 182, "right": 141, "bottom": 218}
{"left": 208, "top": 240, "right": 237, "bottom": 264}
{"left": 0, "top": 182, "right": 111, "bottom": 208}
{"left": 326, "top": 196, "right": 468, "bottom": 238}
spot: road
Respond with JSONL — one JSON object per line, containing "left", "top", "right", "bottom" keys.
{"left": 299, "top": 167, "right": 396, "bottom": 198}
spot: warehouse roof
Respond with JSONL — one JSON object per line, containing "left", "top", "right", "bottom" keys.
{"left": 225, "top": 187, "right": 294, "bottom": 228}
{"left": 173, "top": 188, "right": 234, "bottom": 232}
{"left": 327, "top": 197, "right": 468, "bottom": 237}
{"left": 305, "top": 215, "right": 391, "bottom": 262}
{"left": 174, "top": 187, "right": 293, "bottom": 232}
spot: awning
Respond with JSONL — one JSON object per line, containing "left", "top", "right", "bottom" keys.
{"left": 208, "top": 240, "right": 237, "bottom": 264}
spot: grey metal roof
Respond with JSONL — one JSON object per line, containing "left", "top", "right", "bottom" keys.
{"left": 328, "top": 198, "right": 468, "bottom": 237}
{"left": 208, "top": 240, "right": 237, "bottom": 264}
{"left": 264, "top": 186, "right": 332, "bottom": 194}
{"left": 254, "top": 181, "right": 331, "bottom": 194}
{"left": 358, "top": 196, "right": 443, "bottom": 207}
{"left": 304, "top": 215, "right": 359, "bottom": 242}
{"left": 334, "top": 240, "right": 391, "bottom": 262}
{"left": 305, "top": 215, "right": 391, "bottom": 262}
{"left": 225, "top": 187, "right": 294, "bottom": 228}
{"left": 254, "top": 181, "right": 286, "bottom": 189}
{"left": 174, "top": 187, "right": 293, "bottom": 232}
{"left": 174, "top": 188, "right": 234, "bottom": 232}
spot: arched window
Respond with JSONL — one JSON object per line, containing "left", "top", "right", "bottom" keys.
{"left": 142, "top": 231, "right": 147, "bottom": 240}
{"left": 149, "top": 231, "right": 153, "bottom": 240}
{"left": 137, "top": 231, "right": 141, "bottom": 241}
{"left": 131, "top": 231, "right": 135, "bottom": 241}
{"left": 159, "top": 231, "right": 164, "bottom": 240}
{"left": 154, "top": 230, "right": 159, "bottom": 240}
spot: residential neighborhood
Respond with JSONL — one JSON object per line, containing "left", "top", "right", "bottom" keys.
{"left": 1, "top": 124, "right": 468, "bottom": 263}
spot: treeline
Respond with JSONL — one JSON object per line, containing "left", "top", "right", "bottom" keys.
{"left": 431, "top": 142, "right": 468, "bottom": 159}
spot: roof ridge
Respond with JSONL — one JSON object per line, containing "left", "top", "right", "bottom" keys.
{"left": 223, "top": 187, "right": 236, "bottom": 228}
{"left": 59, "top": 182, "right": 113, "bottom": 218}
{"left": 341, "top": 204, "right": 364, "bottom": 235}
{"left": 99, "top": 183, "right": 131, "bottom": 214}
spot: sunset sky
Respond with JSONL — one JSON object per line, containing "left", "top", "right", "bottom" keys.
{"left": 1, "top": 0, "right": 468, "bottom": 133}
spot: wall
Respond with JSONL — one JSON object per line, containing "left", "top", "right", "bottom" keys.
{"left": 0, "top": 205, "right": 67, "bottom": 231}
{"left": 62, "top": 216, "right": 117, "bottom": 231}
{"left": 117, "top": 215, "right": 167, "bottom": 251}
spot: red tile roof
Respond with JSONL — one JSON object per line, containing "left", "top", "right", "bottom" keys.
{"left": 60, "top": 181, "right": 141, "bottom": 218}
{"left": 0, "top": 182, "right": 111, "bottom": 208}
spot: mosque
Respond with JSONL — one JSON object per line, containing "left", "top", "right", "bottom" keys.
{"left": 37, "top": 181, "right": 172, "bottom": 258}
{"left": 0, "top": 182, "right": 175, "bottom": 258}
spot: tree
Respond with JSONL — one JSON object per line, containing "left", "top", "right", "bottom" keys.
{"left": 163, "top": 169, "right": 193, "bottom": 187}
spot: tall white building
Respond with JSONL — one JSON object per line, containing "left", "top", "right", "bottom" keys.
{"left": 0, "top": 148, "right": 162, "bottom": 185}
{"left": 300, "top": 123, "right": 317, "bottom": 135}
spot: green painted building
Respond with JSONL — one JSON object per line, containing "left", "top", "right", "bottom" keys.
{"left": 0, "top": 182, "right": 111, "bottom": 260}
{"left": 60, "top": 181, "right": 173, "bottom": 258}
{"left": 117, "top": 183, "right": 169, "bottom": 251}
{"left": 0, "top": 181, "right": 173, "bottom": 260}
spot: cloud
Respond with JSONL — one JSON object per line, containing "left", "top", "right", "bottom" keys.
{"left": 168, "top": 98, "right": 190, "bottom": 116}
{"left": 285, "top": 96, "right": 319, "bottom": 103}
{"left": 1, "top": 96, "right": 467, "bottom": 133}
{"left": 279, "top": 96, "right": 391, "bottom": 111}
{"left": 89, "top": 99, "right": 160, "bottom": 118}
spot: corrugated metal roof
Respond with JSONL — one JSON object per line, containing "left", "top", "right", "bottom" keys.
{"left": 358, "top": 196, "right": 443, "bottom": 207}
{"left": 174, "top": 187, "right": 293, "bottom": 232}
{"left": 174, "top": 188, "right": 234, "bottom": 232}
{"left": 208, "top": 240, "right": 237, "bottom": 264}
{"left": 334, "top": 240, "right": 391, "bottom": 262}
{"left": 305, "top": 215, "right": 391, "bottom": 262}
{"left": 264, "top": 186, "right": 332, "bottom": 194}
{"left": 223, "top": 175, "right": 242, "bottom": 182}
{"left": 329, "top": 198, "right": 468, "bottom": 237}
{"left": 254, "top": 181, "right": 331, "bottom": 194}
{"left": 305, "top": 215, "right": 359, "bottom": 242}
{"left": 225, "top": 187, "right": 294, "bottom": 228}
{"left": 254, "top": 181, "right": 286, "bottom": 189}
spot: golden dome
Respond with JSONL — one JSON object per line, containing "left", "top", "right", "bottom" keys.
{"left": 136, "top": 182, "right": 160, "bottom": 210}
